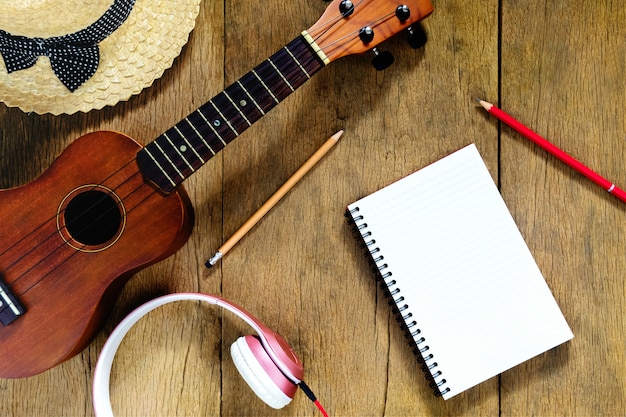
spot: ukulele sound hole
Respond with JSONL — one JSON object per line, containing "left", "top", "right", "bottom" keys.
{"left": 57, "top": 184, "right": 126, "bottom": 252}
{"left": 63, "top": 189, "right": 123, "bottom": 247}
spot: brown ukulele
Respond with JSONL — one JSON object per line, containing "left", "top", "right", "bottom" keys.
{"left": 0, "top": 0, "right": 433, "bottom": 378}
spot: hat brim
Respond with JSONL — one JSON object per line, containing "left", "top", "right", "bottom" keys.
{"left": 0, "top": 0, "right": 201, "bottom": 115}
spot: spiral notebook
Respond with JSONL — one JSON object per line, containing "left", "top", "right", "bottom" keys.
{"left": 346, "top": 144, "right": 573, "bottom": 399}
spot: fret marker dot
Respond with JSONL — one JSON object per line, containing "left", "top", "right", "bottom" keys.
{"left": 240, "top": 100, "right": 247, "bottom": 107}
{"left": 179, "top": 145, "right": 187, "bottom": 152}
{"left": 213, "top": 120, "right": 221, "bottom": 127}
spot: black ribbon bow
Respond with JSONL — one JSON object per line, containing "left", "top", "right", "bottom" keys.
{"left": 0, "top": 0, "right": 135, "bottom": 92}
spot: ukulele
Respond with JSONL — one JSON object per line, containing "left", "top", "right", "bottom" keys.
{"left": 0, "top": 0, "right": 433, "bottom": 378}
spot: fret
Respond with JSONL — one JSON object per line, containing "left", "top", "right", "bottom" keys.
{"left": 287, "top": 37, "right": 323, "bottom": 83}
{"left": 174, "top": 126, "right": 206, "bottom": 164}
{"left": 162, "top": 132, "right": 195, "bottom": 171}
{"left": 153, "top": 140, "right": 185, "bottom": 179}
{"left": 251, "top": 69, "right": 280, "bottom": 104}
{"left": 254, "top": 56, "right": 297, "bottom": 101}
{"left": 180, "top": 117, "right": 216, "bottom": 159}
{"left": 276, "top": 43, "right": 317, "bottom": 89}
{"left": 209, "top": 99, "right": 239, "bottom": 136}
{"left": 182, "top": 119, "right": 211, "bottom": 160}
{"left": 236, "top": 80, "right": 265, "bottom": 116}
{"left": 267, "top": 57, "right": 295, "bottom": 92}
{"left": 223, "top": 81, "right": 266, "bottom": 128}
{"left": 239, "top": 71, "right": 280, "bottom": 115}
{"left": 157, "top": 121, "right": 213, "bottom": 173}
{"left": 283, "top": 46, "right": 311, "bottom": 79}
{"left": 141, "top": 146, "right": 177, "bottom": 189}
{"left": 161, "top": 126, "right": 203, "bottom": 173}
{"left": 137, "top": 34, "right": 326, "bottom": 193}
{"left": 195, "top": 108, "right": 225, "bottom": 148}
{"left": 255, "top": 60, "right": 287, "bottom": 99}
{"left": 197, "top": 102, "right": 238, "bottom": 146}
{"left": 223, "top": 90, "right": 252, "bottom": 127}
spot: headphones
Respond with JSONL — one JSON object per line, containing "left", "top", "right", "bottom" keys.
{"left": 92, "top": 293, "right": 324, "bottom": 416}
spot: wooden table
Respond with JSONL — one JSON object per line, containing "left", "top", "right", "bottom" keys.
{"left": 1, "top": 0, "right": 624, "bottom": 415}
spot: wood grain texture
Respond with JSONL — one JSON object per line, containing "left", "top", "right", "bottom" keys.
{"left": 500, "top": 1, "right": 626, "bottom": 416}
{"left": 0, "top": 0, "right": 624, "bottom": 416}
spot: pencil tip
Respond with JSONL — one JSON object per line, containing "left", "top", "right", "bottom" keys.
{"left": 474, "top": 98, "right": 492, "bottom": 110}
{"left": 332, "top": 130, "right": 344, "bottom": 141}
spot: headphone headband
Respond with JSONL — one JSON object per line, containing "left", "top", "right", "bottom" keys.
{"left": 92, "top": 292, "right": 304, "bottom": 417}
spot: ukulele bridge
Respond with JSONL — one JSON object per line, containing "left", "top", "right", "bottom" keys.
{"left": 0, "top": 276, "right": 25, "bottom": 326}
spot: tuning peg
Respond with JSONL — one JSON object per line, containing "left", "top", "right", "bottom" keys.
{"left": 359, "top": 26, "right": 374, "bottom": 43}
{"left": 371, "top": 48, "right": 394, "bottom": 71}
{"left": 396, "top": 5, "right": 411, "bottom": 22}
{"left": 339, "top": 0, "right": 355, "bottom": 16}
{"left": 407, "top": 25, "right": 427, "bottom": 49}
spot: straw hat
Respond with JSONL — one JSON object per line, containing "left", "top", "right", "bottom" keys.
{"left": 0, "top": 0, "right": 201, "bottom": 115}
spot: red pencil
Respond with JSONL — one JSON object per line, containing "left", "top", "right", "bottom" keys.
{"left": 478, "top": 99, "right": 626, "bottom": 204}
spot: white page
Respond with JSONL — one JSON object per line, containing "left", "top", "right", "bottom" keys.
{"left": 347, "top": 144, "right": 573, "bottom": 399}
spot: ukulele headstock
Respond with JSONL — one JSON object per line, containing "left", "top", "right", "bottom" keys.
{"left": 304, "top": 0, "right": 434, "bottom": 65}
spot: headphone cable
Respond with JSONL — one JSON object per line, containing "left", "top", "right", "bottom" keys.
{"left": 299, "top": 381, "right": 329, "bottom": 417}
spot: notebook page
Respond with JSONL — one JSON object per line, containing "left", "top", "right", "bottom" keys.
{"left": 348, "top": 144, "right": 573, "bottom": 399}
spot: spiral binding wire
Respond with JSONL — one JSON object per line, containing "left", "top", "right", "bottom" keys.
{"left": 345, "top": 207, "right": 451, "bottom": 397}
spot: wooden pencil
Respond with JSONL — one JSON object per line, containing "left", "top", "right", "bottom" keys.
{"left": 478, "top": 99, "right": 626, "bottom": 203}
{"left": 205, "top": 130, "right": 344, "bottom": 267}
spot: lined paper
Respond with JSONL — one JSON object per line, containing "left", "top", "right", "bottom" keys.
{"left": 347, "top": 144, "right": 573, "bottom": 399}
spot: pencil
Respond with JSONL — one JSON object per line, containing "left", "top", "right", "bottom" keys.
{"left": 205, "top": 130, "right": 344, "bottom": 268}
{"left": 477, "top": 99, "right": 626, "bottom": 204}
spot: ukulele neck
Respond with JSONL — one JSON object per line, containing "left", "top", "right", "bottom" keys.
{"left": 136, "top": 34, "right": 326, "bottom": 193}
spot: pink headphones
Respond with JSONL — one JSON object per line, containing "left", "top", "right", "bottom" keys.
{"left": 92, "top": 293, "right": 327, "bottom": 416}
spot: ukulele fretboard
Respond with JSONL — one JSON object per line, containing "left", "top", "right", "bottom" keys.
{"left": 137, "top": 35, "right": 325, "bottom": 193}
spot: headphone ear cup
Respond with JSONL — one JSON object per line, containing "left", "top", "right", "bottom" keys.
{"left": 230, "top": 335, "right": 298, "bottom": 409}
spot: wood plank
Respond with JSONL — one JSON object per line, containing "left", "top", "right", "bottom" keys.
{"left": 218, "top": 0, "right": 498, "bottom": 415}
{"left": 0, "top": 0, "right": 623, "bottom": 416}
{"left": 500, "top": 1, "right": 626, "bottom": 415}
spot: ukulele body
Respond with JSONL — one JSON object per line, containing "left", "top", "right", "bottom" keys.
{"left": 0, "top": 131, "right": 194, "bottom": 378}
{"left": 0, "top": 0, "right": 435, "bottom": 379}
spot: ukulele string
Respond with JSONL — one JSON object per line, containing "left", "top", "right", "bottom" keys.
{"left": 312, "top": 9, "right": 399, "bottom": 61}
{"left": 0, "top": 175, "right": 136, "bottom": 316}
{"left": 307, "top": 0, "right": 367, "bottom": 39}
{"left": 13, "top": 171, "right": 163, "bottom": 299}
{"left": 2, "top": 0, "right": 371, "bottom": 285}
{"left": 305, "top": 0, "right": 400, "bottom": 63}
{"left": 4, "top": 58, "right": 321, "bottom": 299}
{"left": 0, "top": 156, "right": 142, "bottom": 292}
{"left": 0, "top": 156, "right": 139, "bottom": 263}
{"left": 1, "top": 12, "right": 341, "bottom": 305}
{"left": 8, "top": 46, "right": 326, "bottom": 298}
